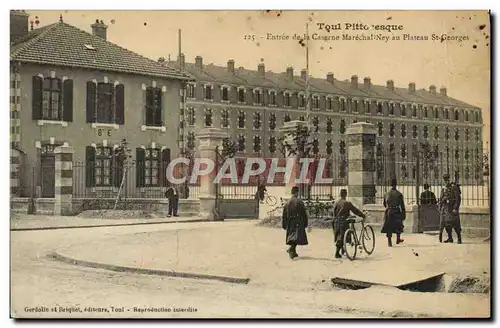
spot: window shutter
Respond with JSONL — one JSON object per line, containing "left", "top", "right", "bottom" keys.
{"left": 136, "top": 148, "right": 145, "bottom": 187}
{"left": 85, "top": 146, "right": 96, "bottom": 187}
{"left": 32, "top": 76, "right": 43, "bottom": 120}
{"left": 154, "top": 88, "right": 163, "bottom": 126}
{"left": 62, "top": 79, "right": 73, "bottom": 122}
{"left": 115, "top": 84, "right": 125, "bottom": 125}
{"left": 161, "top": 148, "right": 171, "bottom": 187}
{"left": 113, "top": 148, "right": 124, "bottom": 188}
{"left": 86, "top": 81, "right": 96, "bottom": 123}
{"left": 145, "top": 87, "right": 154, "bottom": 126}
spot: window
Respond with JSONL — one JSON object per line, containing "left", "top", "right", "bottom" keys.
{"left": 253, "top": 89, "right": 262, "bottom": 105}
{"left": 221, "top": 109, "right": 229, "bottom": 128}
{"left": 298, "top": 94, "right": 306, "bottom": 108}
{"left": 412, "top": 143, "right": 418, "bottom": 156}
{"left": 340, "top": 98, "right": 346, "bottom": 112}
{"left": 283, "top": 92, "right": 291, "bottom": 107}
{"left": 204, "top": 84, "right": 213, "bottom": 100}
{"left": 269, "top": 137, "right": 276, "bottom": 154}
{"left": 96, "top": 82, "right": 114, "bottom": 123}
{"left": 339, "top": 140, "right": 346, "bottom": 155}
{"left": 465, "top": 129, "right": 469, "bottom": 141}
{"left": 412, "top": 105, "right": 417, "bottom": 117}
{"left": 253, "top": 112, "right": 261, "bottom": 129}
{"left": 424, "top": 106, "right": 428, "bottom": 118}
{"left": 434, "top": 107, "right": 439, "bottom": 119}
{"left": 423, "top": 126, "right": 428, "bottom": 139}
{"left": 412, "top": 125, "right": 419, "bottom": 138}
{"left": 389, "top": 143, "right": 395, "bottom": 154}
{"left": 340, "top": 119, "right": 346, "bottom": 134}
{"left": 237, "top": 110, "right": 245, "bottom": 128}
{"left": 145, "top": 86, "right": 162, "bottom": 126}
{"left": 204, "top": 108, "right": 213, "bottom": 127}
{"left": 465, "top": 111, "right": 469, "bottom": 122}
{"left": 253, "top": 136, "right": 261, "bottom": 153}
{"left": 433, "top": 145, "right": 439, "bottom": 159}
{"left": 475, "top": 129, "right": 480, "bottom": 141}
{"left": 143, "top": 148, "right": 161, "bottom": 186}
{"left": 465, "top": 148, "right": 470, "bottom": 160}
{"left": 377, "top": 122, "right": 383, "bottom": 137}
{"left": 454, "top": 110, "right": 459, "bottom": 121}
{"left": 326, "top": 140, "right": 333, "bottom": 155}
{"left": 221, "top": 86, "right": 229, "bottom": 101}
{"left": 269, "top": 113, "right": 276, "bottom": 130}
{"left": 475, "top": 112, "right": 479, "bottom": 123}
{"left": 434, "top": 126, "right": 439, "bottom": 139}
{"left": 284, "top": 113, "right": 291, "bottom": 123}
{"left": 353, "top": 99, "right": 359, "bottom": 113}
{"left": 389, "top": 123, "right": 395, "bottom": 137}
{"left": 377, "top": 102, "right": 383, "bottom": 114}
{"left": 365, "top": 100, "right": 371, "bottom": 113}
{"left": 186, "top": 107, "right": 195, "bottom": 125}
{"left": 389, "top": 103, "right": 394, "bottom": 115}
{"left": 237, "top": 135, "right": 245, "bottom": 152}
{"left": 401, "top": 124, "right": 407, "bottom": 138}
{"left": 454, "top": 129, "right": 460, "bottom": 141}
{"left": 187, "top": 83, "right": 195, "bottom": 98}
{"left": 187, "top": 132, "right": 195, "bottom": 150}
{"left": 326, "top": 97, "right": 333, "bottom": 110}
{"left": 445, "top": 109, "right": 449, "bottom": 119}
{"left": 238, "top": 88, "right": 246, "bottom": 103}
{"left": 269, "top": 91, "right": 276, "bottom": 106}
{"left": 401, "top": 104, "right": 406, "bottom": 116}
{"left": 312, "top": 138, "right": 319, "bottom": 154}
{"left": 312, "top": 96, "right": 319, "bottom": 109}
{"left": 313, "top": 116, "right": 319, "bottom": 132}
{"left": 445, "top": 127, "right": 450, "bottom": 140}
{"left": 455, "top": 148, "right": 460, "bottom": 160}
{"left": 42, "top": 77, "right": 61, "bottom": 120}
{"left": 94, "top": 146, "right": 113, "bottom": 187}
{"left": 326, "top": 118, "right": 333, "bottom": 133}
{"left": 401, "top": 144, "right": 407, "bottom": 158}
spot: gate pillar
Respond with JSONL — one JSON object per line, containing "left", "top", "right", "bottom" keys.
{"left": 54, "top": 145, "right": 74, "bottom": 216}
{"left": 346, "top": 122, "right": 376, "bottom": 208}
{"left": 195, "top": 128, "right": 228, "bottom": 220}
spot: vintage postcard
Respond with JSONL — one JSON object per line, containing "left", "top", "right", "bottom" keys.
{"left": 10, "top": 10, "right": 491, "bottom": 319}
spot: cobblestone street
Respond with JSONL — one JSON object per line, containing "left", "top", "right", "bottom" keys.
{"left": 11, "top": 218, "right": 490, "bottom": 318}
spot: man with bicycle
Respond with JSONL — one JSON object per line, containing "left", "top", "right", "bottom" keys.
{"left": 333, "top": 189, "right": 366, "bottom": 259}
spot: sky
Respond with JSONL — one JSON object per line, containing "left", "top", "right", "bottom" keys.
{"left": 25, "top": 10, "right": 491, "bottom": 147}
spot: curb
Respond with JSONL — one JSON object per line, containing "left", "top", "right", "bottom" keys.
{"left": 48, "top": 251, "right": 251, "bottom": 285}
{"left": 10, "top": 218, "right": 206, "bottom": 232}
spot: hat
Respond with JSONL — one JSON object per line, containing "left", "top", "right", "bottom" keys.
{"left": 443, "top": 173, "right": 450, "bottom": 179}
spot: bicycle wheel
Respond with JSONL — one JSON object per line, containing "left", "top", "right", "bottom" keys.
{"left": 361, "top": 225, "right": 376, "bottom": 255}
{"left": 343, "top": 229, "right": 357, "bottom": 261}
{"left": 266, "top": 195, "right": 277, "bottom": 206}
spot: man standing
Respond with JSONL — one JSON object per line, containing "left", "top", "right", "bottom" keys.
{"left": 333, "top": 189, "right": 366, "bottom": 258}
{"left": 255, "top": 181, "right": 267, "bottom": 203}
{"left": 381, "top": 178, "right": 406, "bottom": 247}
{"left": 282, "top": 186, "right": 309, "bottom": 259}
{"left": 165, "top": 185, "right": 179, "bottom": 217}
{"left": 420, "top": 184, "right": 437, "bottom": 205}
{"left": 438, "top": 174, "right": 462, "bottom": 244}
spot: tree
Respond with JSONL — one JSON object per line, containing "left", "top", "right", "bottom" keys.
{"left": 113, "top": 138, "right": 132, "bottom": 211}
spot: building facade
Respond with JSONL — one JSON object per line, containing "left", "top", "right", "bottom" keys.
{"left": 10, "top": 12, "right": 189, "bottom": 197}
{"left": 168, "top": 55, "right": 485, "bottom": 184}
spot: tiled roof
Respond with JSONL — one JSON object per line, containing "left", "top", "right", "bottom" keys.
{"left": 10, "top": 21, "right": 189, "bottom": 80}
{"left": 176, "top": 59, "right": 479, "bottom": 109}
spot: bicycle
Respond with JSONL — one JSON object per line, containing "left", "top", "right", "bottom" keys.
{"left": 250, "top": 191, "right": 277, "bottom": 206}
{"left": 343, "top": 210, "right": 376, "bottom": 261}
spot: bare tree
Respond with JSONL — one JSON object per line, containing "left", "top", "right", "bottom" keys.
{"left": 113, "top": 138, "right": 132, "bottom": 211}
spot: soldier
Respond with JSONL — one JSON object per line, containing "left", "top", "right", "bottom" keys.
{"left": 332, "top": 189, "right": 366, "bottom": 258}
{"left": 381, "top": 178, "right": 406, "bottom": 247}
{"left": 282, "top": 186, "right": 310, "bottom": 259}
{"left": 438, "top": 174, "right": 462, "bottom": 244}
{"left": 420, "top": 183, "right": 437, "bottom": 205}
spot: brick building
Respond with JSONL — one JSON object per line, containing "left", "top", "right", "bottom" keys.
{"left": 10, "top": 12, "right": 189, "bottom": 198}
{"left": 168, "top": 55, "right": 485, "bottom": 184}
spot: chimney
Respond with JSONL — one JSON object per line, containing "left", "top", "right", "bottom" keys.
{"left": 440, "top": 87, "right": 447, "bottom": 96}
{"left": 429, "top": 85, "right": 437, "bottom": 95}
{"left": 301, "top": 69, "right": 307, "bottom": 81}
{"left": 195, "top": 56, "right": 203, "bottom": 70}
{"left": 91, "top": 19, "right": 108, "bottom": 40}
{"left": 386, "top": 80, "right": 394, "bottom": 91}
{"left": 351, "top": 75, "right": 358, "bottom": 87}
{"left": 227, "top": 59, "right": 235, "bottom": 74}
{"left": 10, "top": 10, "right": 29, "bottom": 42}
{"left": 258, "top": 63, "right": 265, "bottom": 77}
{"left": 364, "top": 77, "right": 371, "bottom": 89}
{"left": 177, "top": 53, "right": 185, "bottom": 71}
{"left": 286, "top": 67, "right": 294, "bottom": 80}
{"left": 408, "top": 82, "right": 416, "bottom": 93}
{"left": 326, "top": 72, "right": 334, "bottom": 84}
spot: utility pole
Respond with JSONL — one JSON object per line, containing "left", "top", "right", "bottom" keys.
{"left": 305, "top": 22, "right": 311, "bottom": 130}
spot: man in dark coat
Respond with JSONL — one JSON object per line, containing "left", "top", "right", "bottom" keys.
{"left": 333, "top": 189, "right": 366, "bottom": 258}
{"left": 381, "top": 178, "right": 406, "bottom": 247}
{"left": 282, "top": 186, "right": 309, "bottom": 259}
{"left": 438, "top": 174, "right": 462, "bottom": 243}
{"left": 255, "top": 181, "right": 267, "bottom": 203}
{"left": 420, "top": 184, "right": 437, "bottom": 205}
{"left": 165, "top": 185, "right": 179, "bottom": 217}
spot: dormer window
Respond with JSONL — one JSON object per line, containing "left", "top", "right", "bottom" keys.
{"left": 389, "top": 102, "right": 394, "bottom": 115}
{"left": 434, "top": 107, "right": 439, "bottom": 119}
{"left": 298, "top": 93, "right": 306, "bottom": 108}
{"left": 475, "top": 111, "right": 480, "bottom": 123}
{"left": 221, "top": 86, "right": 229, "bottom": 101}
{"left": 444, "top": 108, "right": 449, "bottom": 119}
{"left": 312, "top": 95, "right": 319, "bottom": 109}
{"left": 326, "top": 96, "right": 333, "bottom": 111}
{"left": 401, "top": 104, "right": 406, "bottom": 116}
{"left": 253, "top": 89, "right": 263, "bottom": 105}
{"left": 204, "top": 84, "right": 213, "bottom": 100}
{"left": 269, "top": 90, "right": 277, "bottom": 106}
{"left": 412, "top": 105, "right": 417, "bottom": 117}
{"left": 283, "top": 92, "right": 291, "bottom": 107}
{"left": 454, "top": 109, "right": 459, "bottom": 121}
{"left": 353, "top": 99, "right": 359, "bottom": 113}
{"left": 187, "top": 83, "right": 196, "bottom": 99}
{"left": 424, "top": 106, "right": 428, "bottom": 118}
{"left": 377, "top": 102, "right": 383, "bottom": 114}
{"left": 238, "top": 87, "right": 246, "bottom": 103}
{"left": 340, "top": 98, "right": 346, "bottom": 112}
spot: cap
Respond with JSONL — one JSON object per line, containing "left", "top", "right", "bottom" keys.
{"left": 443, "top": 173, "right": 450, "bottom": 179}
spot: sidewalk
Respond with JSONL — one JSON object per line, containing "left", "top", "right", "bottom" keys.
{"left": 10, "top": 214, "right": 204, "bottom": 231}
